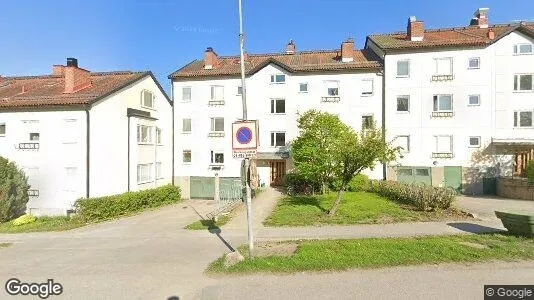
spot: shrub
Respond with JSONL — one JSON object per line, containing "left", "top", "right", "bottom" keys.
{"left": 283, "top": 172, "right": 321, "bottom": 195}
{"left": 348, "top": 174, "right": 370, "bottom": 192}
{"left": 527, "top": 161, "right": 534, "bottom": 184}
{"left": 367, "top": 180, "right": 456, "bottom": 211}
{"left": 74, "top": 184, "right": 181, "bottom": 222}
{"left": 0, "top": 156, "right": 30, "bottom": 223}
{"left": 12, "top": 214, "right": 37, "bottom": 226}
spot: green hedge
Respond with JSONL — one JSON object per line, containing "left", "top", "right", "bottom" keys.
{"left": 367, "top": 180, "right": 456, "bottom": 211}
{"left": 74, "top": 184, "right": 181, "bottom": 222}
{"left": 527, "top": 161, "right": 534, "bottom": 184}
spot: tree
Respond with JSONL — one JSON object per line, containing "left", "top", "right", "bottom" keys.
{"left": 0, "top": 156, "right": 30, "bottom": 222}
{"left": 290, "top": 110, "right": 351, "bottom": 194}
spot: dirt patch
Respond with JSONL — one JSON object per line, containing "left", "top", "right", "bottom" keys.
{"left": 458, "top": 242, "right": 489, "bottom": 249}
{"left": 254, "top": 242, "right": 299, "bottom": 257}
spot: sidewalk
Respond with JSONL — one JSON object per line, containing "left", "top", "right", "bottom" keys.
{"left": 223, "top": 187, "right": 283, "bottom": 229}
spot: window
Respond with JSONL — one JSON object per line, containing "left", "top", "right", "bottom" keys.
{"left": 210, "top": 117, "right": 224, "bottom": 132}
{"left": 416, "top": 169, "right": 429, "bottom": 176}
{"left": 155, "top": 162, "right": 163, "bottom": 179}
{"left": 0, "top": 123, "right": 5, "bottom": 136}
{"left": 141, "top": 90, "right": 154, "bottom": 108}
{"left": 28, "top": 190, "right": 39, "bottom": 197}
{"left": 182, "top": 118, "right": 191, "bottom": 133}
{"left": 468, "top": 95, "right": 480, "bottom": 106}
{"left": 210, "top": 151, "right": 224, "bottom": 164}
{"left": 183, "top": 150, "right": 191, "bottom": 163}
{"left": 237, "top": 86, "right": 243, "bottom": 95}
{"left": 434, "top": 135, "right": 453, "bottom": 153}
{"left": 514, "top": 111, "right": 533, "bottom": 128}
{"left": 433, "top": 95, "right": 453, "bottom": 111}
{"left": 469, "top": 136, "right": 481, "bottom": 148}
{"left": 137, "top": 125, "right": 153, "bottom": 144}
{"left": 397, "top": 169, "right": 413, "bottom": 176}
{"left": 394, "top": 135, "right": 410, "bottom": 153}
{"left": 361, "top": 79, "right": 374, "bottom": 96}
{"left": 514, "top": 74, "right": 533, "bottom": 91}
{"left": 210, "top": 85, "right": 224, "bottom": 100}
{"left": 30, "top": 133, "right": 40, "bottom": 141}
{"left": 514, "top": 44, "right": 533, "bottom": 55}
{"left": 396, "top": 96, "right": 410, "bottom": 112}
{"left": 64, "top": 167, "right": 77, "bottom": 192}
{"left": 270, "top": 74, "right": 286, "bottom": 84}
{"left": 361, "top": 115, "right": 374, "bottom": 129}
{"left": 182, "top": 87, "right": 191, "bottom": 102}
{"left": 434, "top": 58, "right": 453, "bottom": 75}
{"left": 62, "top": 119, "right": 78, "bottom": 144}
{"left": 396, "top": 60, "right": 410, "bottom": 77}
{"left": 468, "top": 57, "right": 480, "bottom": 69}
{"left": 270, "top": 99, "right": 286, "bottom": 114}
{"left": 270, "top": 132, "right": 286, "bottom": 147}
{"left": 137, "top": 164, "right": 153, "bottom": 184}
{"left": 156, "top": 128, "right": 162, "bottom": 145}
{"left": 326, "top": 80, "right": 339, "bottom": 96}
{"left": 299, "top": 83, "right": 308, "bottom": 93}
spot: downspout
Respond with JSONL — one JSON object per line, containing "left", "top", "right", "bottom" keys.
{"left": 381, "top": 57, "right": 387, "bottom": 181}
{"left": 127, "top": 116, "right": 131, "bottom": 191}
{"left": 171, "top": 82, "right": 175, "bottom": 186}
{"left": 85, "top": 107, "right": 91, "bottom": 198}
{"left": 154, "top": 126, "right": 157, "bottom": 188}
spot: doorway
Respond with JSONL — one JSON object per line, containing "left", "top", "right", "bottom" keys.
{"left": 269, "top": 161, "right": 286, "bottom": 186}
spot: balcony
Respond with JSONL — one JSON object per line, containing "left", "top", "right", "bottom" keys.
{"left": 431, "top": 152, "right": 454, "bottom": 159}
{"left": 431, "top": 74, "right": 454, "bottom": 82}
{"left": 208, "top": 131, "right": 225, "bottom": 138}
{"left": 321, "top": 96, "right": 341, "bottom": 103}
{"left": 431, "top": 111, "right": 454, "bottom": 118}
{"left": 208, "top": 99, "right": 225, "bottom": 106}
{"left": 18, "top": 142, "right": 40, "bottom": 150}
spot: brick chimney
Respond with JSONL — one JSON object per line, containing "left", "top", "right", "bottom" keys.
{"left": 63, "top": 58, "right": 92, "bottom": 94}
{"left": 286, "top": 40, "right": 296, "bottom": 54}
{"left": 470, "top": 8, "right": 489, "bottom": 28}
{"left": 204, "top": 47, "right": 218, "bottom": 70}
{"left": 407, "top": 16, "right": 424, "bottom": 41}
{"left": 52, "top": 65, "right": 65, "bottom": 76}
{"left": 488, "top": 29, "right": 495, "bottom": 40}
{"left": 341, "top": 38, "right": 355, "bottom": 62}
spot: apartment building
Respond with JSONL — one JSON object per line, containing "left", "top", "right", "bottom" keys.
{"left": 170, "top": 40, "right": 384, "bottom": 199}
{"left": 0, "top": 58, "right": 173, "bottom": 215}
{"left": 366, "top": 8, "right": 534, "bottom": 193}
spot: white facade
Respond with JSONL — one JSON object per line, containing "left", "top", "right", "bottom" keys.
{"left": 173, "top": 63, "right": 384, "bottom": 194}
{"left": 0, "top": 74, "right": 173, "bottom": 216}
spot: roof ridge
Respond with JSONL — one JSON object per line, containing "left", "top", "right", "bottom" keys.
{"left": 369, "top": 22, "right": 520, "bottom": 37}
{"left": 5, "top": 71, "right": 147, "bottom": 80}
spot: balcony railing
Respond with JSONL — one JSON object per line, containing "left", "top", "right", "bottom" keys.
{"left": 431, "top": 74, "right": 454, "bottom": 82}
{"left": 431, "top": 111, "right": 454, "bottom": 118}
{"left": 208, "top": 99, "right": 225, "bottom": 106}
{"left": 18, "top": 142, "right": 40, "bottom": 150}
{"left": 208, "top": 131, "right": 225, "bottom": 137}
{"left": 432, "top": 152, "right": 454, "bottom": 158}
{"left": 321, "top": 96, "right": 341, "bottom": 103}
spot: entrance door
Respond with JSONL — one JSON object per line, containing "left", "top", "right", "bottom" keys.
{"left": 444, "top": 166, "right": 462, "bottom": 191}
{"left": 269, "top": 161, "right": 286, "bottom": 186}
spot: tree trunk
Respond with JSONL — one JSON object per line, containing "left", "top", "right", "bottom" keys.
{"left": 328, "top": 184, "right": 346, "bottom": 216}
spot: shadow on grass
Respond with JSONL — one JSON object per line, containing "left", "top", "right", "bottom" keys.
{"left": 285, "top": 196, "right": 328, "bottom": 213}
{"left": 447, "top": 222, "right": 505, "bottom": 234}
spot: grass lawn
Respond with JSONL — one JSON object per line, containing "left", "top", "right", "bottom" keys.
{"left": 185, "top": 215, "right": 231, "bottom": 230}
{"left": 0, "top": 243, "right": 11, "bottom": 248}
{"left": 208, "top": 234, "right": 534, "bottom": 274}
{"left": 0, "top": 216, "right": 87, "bottom": 234}
{"left": 264, "top": 192, "right": 466, "bottom": 227}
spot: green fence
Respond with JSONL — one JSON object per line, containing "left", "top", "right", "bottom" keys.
{"left": 190, "top": 176, "right": 242, "bottom": 200}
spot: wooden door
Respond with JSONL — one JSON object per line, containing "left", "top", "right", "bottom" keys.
{"left": 269, "top": 161, "right": 286, "bottom": 186}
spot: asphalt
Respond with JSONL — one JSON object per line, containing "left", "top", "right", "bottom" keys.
{"left": 0, "top": 190, "right": 533, "bottom": 300}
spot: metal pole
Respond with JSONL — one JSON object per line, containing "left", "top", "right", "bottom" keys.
{"left": 238, "top": 0, "right": 254, "bottom": 259}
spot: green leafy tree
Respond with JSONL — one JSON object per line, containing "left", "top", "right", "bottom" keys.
{"left": 0, "top": 156, "right": 30, "bottom": 222}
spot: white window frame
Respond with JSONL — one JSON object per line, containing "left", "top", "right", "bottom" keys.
{"left": 270, "top": 99, "right": 286, "bottom": 114}
{"left": 182, "top": 118, "right": 191, "bottom": 133}
{"left": 210, "top": 150, "right": 225, "bottom": 164}
{"left": 468, "top": 136, "right": 481, "bottom": 148}
{"left": 210, "top": 85, "right": 224, "bottom": 101}
{"left": 270, "top": 132, "right": 286, "bottom": 147}
{"left": 141, "top": 90, "right": 155, "bottom": 109}
{"left": 434, "top": 57, "right": 453, "bottom": 76}
{"left": 270, "top": 74, "right": 286, "bottom": 84}
{"left": 514, "top": 74, "right": 534, "bottom": 92}
{"left": 468, "top": 57, "right": 480, "bottom": 69}
{"left": 434, "top": 135, "right": 453, "bottom": 154}
{"left": 155, "top": 128, "right": 163, "bottom": 145}
{"left": 325, "top": 80, "right": 340, "bottom": 96}
{"left": 182, "top": 150, "right": 192, "bottom": 164}
{"left": 137, "top": 125, "right": 153, "bottom": 144}
{"left": 468, "top": 94, "right": 481, "bottom": 106}
{"left": 433, "top": 95, "right": 453, "bottom": 112}
{"left": 396, "top": 95, "right": 410, "bottom": 113}
{"left": 396, "top": 60, "right": 410, "bottom": 78}
{"left": 210, "top": 117, "right": 224, "bottom": 132}
{"left": 0, "top": 123, "right": 6, "bottom": 137}
{"left": 514, "top": 43, "right": 533, "bottom": 55}
{"left": 361, "top": 115, "right": 374, "bottom": 130}
{"left": 155, "top": 162, "right": 163, "bottom": 179}
{"left": 137, "top": 163, "right": 154, "bottom": 184}
{"left": 513, "top": 111, "right": 534, "bottom": 128}
{"left": 361, "top": 79, "right": 374, "bottom": 96}
{"left": 299, "top": 83, "right": 308, "bottom": 93}
{"left": 394, "top": 135, "right": 410, "bottom": 153}
{"left": 182, "top": 87, "right": 192, "bottom": 102}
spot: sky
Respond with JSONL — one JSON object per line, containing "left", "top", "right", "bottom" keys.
{"left": 1, "top": 0, "right": 533, "bottom": 94}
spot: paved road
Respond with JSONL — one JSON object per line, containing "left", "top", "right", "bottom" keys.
{"left": 456, "top": 195, "right": 534, "bottom": 221}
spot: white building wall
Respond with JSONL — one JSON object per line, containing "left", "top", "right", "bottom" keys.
{"left": 0, "top": 110, "right": 87, "bottom": 216}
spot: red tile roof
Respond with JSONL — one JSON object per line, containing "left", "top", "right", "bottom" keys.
{"left": 169, "top": 49, "right": 382, "bottom": 79}
{"left": 369, "top": 23, "right": 534, "bottom": 51}
{"left": 0, "top": 71, "right": 152, "bottom": 109}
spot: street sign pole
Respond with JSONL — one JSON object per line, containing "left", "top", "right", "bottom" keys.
{"left": 238, "top": 0, "right": 254, "bottom": 259}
